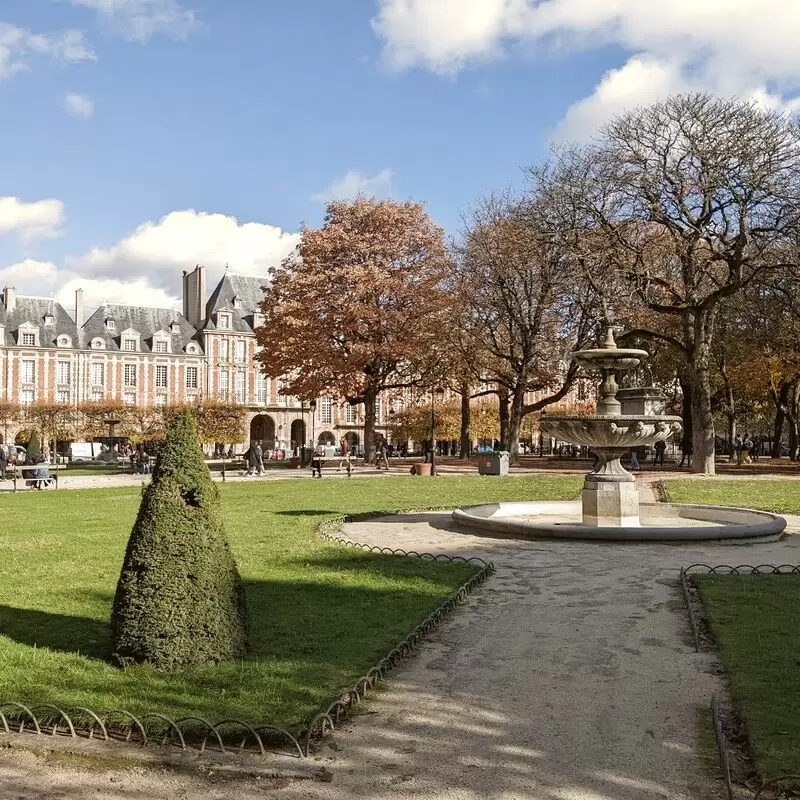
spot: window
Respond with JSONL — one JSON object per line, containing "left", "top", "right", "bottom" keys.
{"left": 154, "top": 339, "right": 168, "bottom": 353}
{"left": 185, "top": 365, "right": 198, "bottom": 390}
{"left": 218, "top": 339, "right": 230, "bottom": 361}
{"left": 91, "top": 338, "right": 105, "bottom": 350}
{"left": 320, "top": 397, "right": 332, "bottom": 424}
{"left": 155, "top": 365, "right": 168, "bottom": 388}
{"left": 44, "top": 313, "right": 54, "bottom": 326}
{"left": 91, "top": 389, "right": 104, "bottom": 401}
{"left": 345, "top": 403, "right": 358, "bottom": 424}
{"left": 21, "top": 332, "right": 36, "bottom": 347}
{"left": 105, "top": 319, "right": 116, "bottom": 332}
{"left": 91, "top": 362, "right": 104, "bottom": 386}
{"left": 255, "top": 373, "right": 268, "bottom": 404}
{"left": 277, "top": 379, "right": 288, "bottom": 406}
{"left": 154, "top": 394, "right": 166, "bottom": 406}
{"left": 219, "top": 369, "right": 230, "bottom": 396}
{"left": 577, "top": 382, "right": 587, "bottom": 401}
{"left": 21, "top": 359, "right": 35, "bottom": 384}
{"left": 170, "top": 321, "right": 180, "bottom": 334}
{"left": 186, "top": 342, "right": 199, "bottom": 354}
{"left": 124, "top": 363, "right": 138, "bottom": 387}
{"left": 375, "top": 400, "right": 381, "bottom": 425}
{"left": 57, "top": 361, "right": 70, "bottom": 385}
{"left": 232, "top": 296, "right": 242, "bottom": 310}
{"left": 56, "top": 390, "right": 70, "bottom": 404}
{"left": 235, "top": 368, "right": 246, "bottom": 403}
{"left": 123, "top": 392, "right": 136, "bottom": 406}
{"left": 20, "top": 388, "right": 34, "bottom": 405}
{"left": 122, "top": 338, "right": 137, "bottom": 351}
{"left": 235, "top": 340, "right": 246, "bottom": 362}
{"left": 57, "top": 335, "right": 71, "bottom": 348}
{"left": 253, "top": 312, "right": 265, "bottom": 329}
{"left": 218, "top": 312, "right": 231, "bottom": 329}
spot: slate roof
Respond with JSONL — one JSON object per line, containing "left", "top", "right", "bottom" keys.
{"left": 81, "top": 304, "right": 201, "bottom": 354}
{"left": 1, "top": 296, "right": 79, "bottom": 347}
{"left": 203, "top": 272, "right": 268, "bottom": 333}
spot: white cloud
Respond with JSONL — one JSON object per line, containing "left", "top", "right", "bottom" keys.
{"left": 74, "top": 209, "right": 299, "bottom": 299}
{"left": 372, "top": 0, "right": 800, "bottom": 139}
{"left": 0, "top": 259, "right": 59, "bottom": 290}
{"left": 64, "top": 92, "right": 95, "bottom": 119}
{"left": 311, "top": 169, "right": 394, "bottom": 203}
{"left": 0, "top": 22, "right": 95, "bottom": 79}
{"left": 0, "top": 197, "right": 65, "bottom": 244}
{"left": 68, "top": 0, "right": 200, "bottom": 42}
{"left": 56, "top": 275, "right": 179, "bottom": 311}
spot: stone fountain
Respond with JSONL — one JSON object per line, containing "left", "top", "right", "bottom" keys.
{"left": 453, "top": 327, "right": 786, "bottom": 541}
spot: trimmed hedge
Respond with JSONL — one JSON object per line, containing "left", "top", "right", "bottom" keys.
{"left": 111, "top": 411, "right": 247, "bottom": 669}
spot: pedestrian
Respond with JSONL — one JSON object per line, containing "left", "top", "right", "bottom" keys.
{"left": 377, "top": 438, "right": 390, "bottom": 470}
{"left": 254, "top": 441, "right": 264, "bottom": 475}
{"left": 0, "top": 445, "right": 6, "bottom": 480}
{"left": 629, "top": 449, "right": 640, "bottom": 470}
{"left": 653, "top": 439, "right": 666, "bottom": 468}
{"left": 742, "top": 434, "right": 753, "bottom": 465}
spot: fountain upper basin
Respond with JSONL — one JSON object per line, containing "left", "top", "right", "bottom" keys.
{"left": 540, "top": 415, "right": 683, "bottom": 448}
{"left": 452, "top": 500, "right": 786, "bottom": 542}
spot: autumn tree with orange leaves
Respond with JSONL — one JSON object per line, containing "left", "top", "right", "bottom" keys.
{"left": 255, "top": 198, "right": 451, "bottom": 463}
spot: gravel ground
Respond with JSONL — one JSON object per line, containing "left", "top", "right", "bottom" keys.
{"left": 2, "top": 486, "right": 799, "bottom": 799}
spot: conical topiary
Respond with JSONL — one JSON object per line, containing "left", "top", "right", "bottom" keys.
{"left": 111, "top": 411, "right": 247, "bottom": 669}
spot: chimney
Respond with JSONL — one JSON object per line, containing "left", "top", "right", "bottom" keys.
{"left": 182, "top": 265, "right": 207, "bottom": 327}
{"left": 75, "top": 288, "right": 84, "bottom": 328}
{"left": 3, "top": 286, "right": 16, "bottom": 313}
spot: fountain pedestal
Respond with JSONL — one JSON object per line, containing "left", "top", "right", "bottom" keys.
{"left": 582, "top": 446, "right": 639, "bottom": 527}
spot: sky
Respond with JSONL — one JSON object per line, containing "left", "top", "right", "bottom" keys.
{"left": 2, "top": 0, "right": 800, "bottom": 316}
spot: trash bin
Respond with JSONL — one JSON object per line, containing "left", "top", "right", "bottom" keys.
{"left": 477, "top": 452, "right": 509, "bottom": 476}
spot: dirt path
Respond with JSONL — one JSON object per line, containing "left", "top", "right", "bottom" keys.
{"left": 2, "top": 501, "right": 799, "bottom": 799}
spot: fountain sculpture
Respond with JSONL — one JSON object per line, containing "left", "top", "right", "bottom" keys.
{"left": 453, "top": 327, "right": 786, "bottom": 541}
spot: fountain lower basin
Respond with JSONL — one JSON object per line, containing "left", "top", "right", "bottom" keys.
{"left": 452, "top": 500, "right": 786, "bottom": 542}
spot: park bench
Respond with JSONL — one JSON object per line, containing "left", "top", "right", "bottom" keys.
{"left": 310, "top": 454, "right": 352, "bottom": 478}
{"left": 8, "top": 463, "right": 62, "bottom": 492}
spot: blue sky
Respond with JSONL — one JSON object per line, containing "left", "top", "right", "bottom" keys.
{"left": 1, "top": 0, "right": 799, "bottom": 312}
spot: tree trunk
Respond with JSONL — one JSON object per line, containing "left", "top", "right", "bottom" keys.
{"left": 363, "top": 387, "right": 377, "bottom": 464}
{"left": 770, "top": 380, "right": 789, "bottom": 459}
{"left": 498, "top": 389, "right": 510, "bottom": 450}
{"left": 689, "top": 339, "right": 716, "bottom": 475}
{"left": 459, "top": 384, "right": 471, "bottom": 459}
{"left": 507, "top": 390, "right": 526, "bottom": 465}
{"left": 787, "top": 380, "right": 800, "bottom": 461}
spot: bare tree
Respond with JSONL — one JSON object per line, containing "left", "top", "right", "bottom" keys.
{"left": 532, "top": 93, "right": 800, "bottom": 474}
{"left": 456, "top": 194, "right": 596, "bottom": 462}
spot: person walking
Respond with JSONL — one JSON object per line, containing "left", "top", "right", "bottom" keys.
{"left": 653, "top": 439, "right": 666, "bottom": 468}
{"left": 254, "top": 441, "right": 264, "bottom": 475}
{"left": 629, "top": 449, "right": 640, "bottom": 471}
{"left": 377, "top": 438, "right": 390, "bottom": 470}
{"left": 734, "top": 434, "right": 744, "bottom": 465}
{"left": 0, "top": 445, "right": 6, "bottom": 481}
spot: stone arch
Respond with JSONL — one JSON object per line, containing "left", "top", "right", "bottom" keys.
{"left": 290, "top": 419, "right": 306, "bottom": 449}
{"left": 317, "top": 431, "right": 335, "bottom": 445}
{"left": 249, "top": 414, "right": 275, "bottom": 448}
{"left": 344, "top": 431, "right": 360, "bottom": 451}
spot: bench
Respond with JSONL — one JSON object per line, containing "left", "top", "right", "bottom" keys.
{"left": 9, "top": 463, "right": 62, "bottom": 492}
{"left": 310, "top": 455, "right": 352, "bottom": 478}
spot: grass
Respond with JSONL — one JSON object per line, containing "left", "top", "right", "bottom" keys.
{"left": 0, "top": 475, "right": 580, "bottom": 730}
{"left": 694, "top": 575, "right": 800, "bottom": 783}
{"left": 664, "top": 479, "right": 800, "bottom": 515}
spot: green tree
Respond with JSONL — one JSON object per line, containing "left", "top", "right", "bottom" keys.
{"left": 111, "top": 411, "right": 247, "bottom": 669}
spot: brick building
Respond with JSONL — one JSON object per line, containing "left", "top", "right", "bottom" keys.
{"left": 0, "top": 267, "right": 391, "bottom": 452}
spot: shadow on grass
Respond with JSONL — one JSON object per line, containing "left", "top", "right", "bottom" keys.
{"left": 0, "top": 559, "right": 476, "bottom": 725}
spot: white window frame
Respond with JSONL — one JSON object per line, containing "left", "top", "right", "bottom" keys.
{"left": 124, "top": 363, "right": 138, "bottom": 387}
{"left": 218, "top": 312, "right": 231, "bottom": 329}
{"left": 91, "top": 338, "right": 105, "bottom": 350}
{"left": 155, "top": 364, "right": 168, "bottom": 389}
{"left": 21, "top": 359, "right": 36, "bottom": 385}
{"left": 91, "top": 362, "right": 105, "bottom": 387}
{"left": 185, "top": 365, "right": 199, "bottom": 390}
{"left": 57, "top": 361, "right": 71, "bottom": 386}
{"left": 320, "top": 397, "right": 332, "bottom": 424}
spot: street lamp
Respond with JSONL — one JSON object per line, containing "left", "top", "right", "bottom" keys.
{"left": 309, "top": 399, "right": 317, "bottom": 450}
{"left": 430, "top": 386, "right": 445, "bottom": 477}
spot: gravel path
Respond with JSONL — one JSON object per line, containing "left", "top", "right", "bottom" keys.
{"left": 2, "top": 488, "right": 799, "bottom": 799}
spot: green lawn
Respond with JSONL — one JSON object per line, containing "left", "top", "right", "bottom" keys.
{"left": 664, "top": 479, "right": 800, "bottom": 515}
{"left": 0, "top": 475, "right": 580, "bottom": 731}
{"left": 694, "top": 575, "right": 800, "bottom": 782}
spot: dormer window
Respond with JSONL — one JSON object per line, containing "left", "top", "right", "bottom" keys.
{"left": 253, "top": 312, "right": 265, "bottom": 328}
{"left": 18, "top": 323, "right": 39, "bottom": 347}
{"left": 21, "top": 332, "right": 36, "bottom": 347}
{"left": 122, "top": 337, "right": 136, "bottom": 351}
{"left": 105, "top": 318, "right": 116, "bottom": 333}
{"left": 154, "top": 340, "right": 169, "bottom": 353}
{"left": 170, "top": 321, "right": 181, "bottom": 334}
{"left": 218, "top": 312, "right": 231, "bottom": 329}
{"left": 57, "top": 334, "right": 72, "bottom": 348}
{"left": 91, "top": 337, "right": 105, "bottom": 350}
{"left": 44, "top": 313, "right": 55, "bottom": 326}
{"left": 232, "top": 296, "right": 242, "bottom": 310}
{"left": 186, "top": 342, "right": 199, "bottom": 355}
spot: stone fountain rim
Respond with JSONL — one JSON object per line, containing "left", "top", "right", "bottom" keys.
{"left": 541, "top": 414, "right": 684, "bottom": 423}
{"left": 570, "top": 347, "right": 650, "bottom": 360}
{"left": 451, "top": 500, "right": 786, "bottom": 542}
